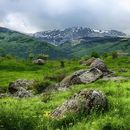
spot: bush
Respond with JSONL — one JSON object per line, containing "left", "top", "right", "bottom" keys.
{"left": 36, "top": 54, "right": 49, "bottom": 60}
{"left": 60, "top": 61, "right": 65, "bottom": 68}
{"left": 34, "top": 80, "right": 53, "bottom": 93}
{"left": 112, "top": 51, "right": 118, "bottom": 59}
{"left": 91, "top": 51, "right": 100, "bottom": 58}
{"left": 102, "top": 52, "right": 109, "bottom": 59}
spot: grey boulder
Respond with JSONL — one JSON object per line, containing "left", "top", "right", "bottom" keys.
{"left": 8, "top": 79, "right": 35, "bottom": 97}
{"left": 33, "top": 59, "right": 45, "bottom": 65}
{"left": 58, "top": 68, "right": 103, "bottom": 90}
{"left": 90, "top": 58, "right": 109, "bottom": 75}
{"left": 80, "top": 57, "right": 96, "bottom": 66}
{"left": 51, "top": 89, "right": 107, "bottom": 118}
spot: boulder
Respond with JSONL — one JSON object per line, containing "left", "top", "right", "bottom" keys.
{"left": 8, "top": 79, "right": 35, "bottom": 97}
{"left": 90, "top": 58, "right": 109, "bottom": 75}
{"left": 0, "top": 93, "right": 8, "bottom": 98}
{"left": 12, "top": 87, "right": 33, "bottom": 98}
{"left": 80, "top": 57, "right": 96, "bottom": 66}
{"left": 58, "top": 68, "right": 103, "bottom": 90}
{"left": 33, "top": 59, "right": 45, "bottom": 65}
{"left": 51, "top": 89, "right": 107, "bottom": 118}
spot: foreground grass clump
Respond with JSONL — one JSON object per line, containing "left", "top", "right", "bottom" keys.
{"left": 1, "top": 57, "right": 130, "bottom": 130}
{"left": 1, "top": 80, "right": 130, "bottom": 130}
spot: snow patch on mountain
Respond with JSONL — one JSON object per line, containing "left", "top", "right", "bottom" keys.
{"left": 33, "top": 27, "right": 126, "bottom": 45}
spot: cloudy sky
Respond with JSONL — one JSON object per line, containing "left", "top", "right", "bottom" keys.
{"left": 0, "top": 0, "right": 130, "bottom": 34}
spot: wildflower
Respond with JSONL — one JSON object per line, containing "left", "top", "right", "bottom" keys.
{"left": 43, "top": 111, "right": 50, "bottom": 118}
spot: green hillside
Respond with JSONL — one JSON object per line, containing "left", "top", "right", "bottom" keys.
{"left": 0, "top": 27, "right": 130, "bottom": 59}
{"left": 60, "top": 37, "right": 130, "bottom": 57}
{"left": 0, "top": 28, "right": 67, "bottom": 59}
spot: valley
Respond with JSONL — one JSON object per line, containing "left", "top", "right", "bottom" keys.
{"left": 0, "top": 26, "right": 130, "bottom": 130}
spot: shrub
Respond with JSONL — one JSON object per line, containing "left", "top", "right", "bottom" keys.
{"left": 34, "top": 80, "right": 53, "bottom": 93}
{"left": 102, "top": 52, "right": 109, "bottom": 59}
{"left": 60, "top": 61, "right": 65, "bottom": 68}
{"left": 91, "top": 51, "right": 100, "bottom": 58}
{"left": 112, "top": 51, "right": 118, "bottom": 59}
{"left": 36, "top": 54, "right": 49, "bottom": 60}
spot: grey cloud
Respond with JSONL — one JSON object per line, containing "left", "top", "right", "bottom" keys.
{"left": 0, "top": 0, "right": 130, "bottom": 33}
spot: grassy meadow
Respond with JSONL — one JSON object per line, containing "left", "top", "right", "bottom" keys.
{"left": 0, "top": 56, "right": 130, "bottom": 130}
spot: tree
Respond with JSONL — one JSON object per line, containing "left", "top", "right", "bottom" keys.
{"left": 91, "top": 51, "right": 100, "bottom": 58}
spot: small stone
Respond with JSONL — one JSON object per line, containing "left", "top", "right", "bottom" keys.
{"left": 33, "top": 59, "right": 45, "bottom": 65}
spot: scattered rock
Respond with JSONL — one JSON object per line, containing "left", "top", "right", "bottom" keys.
{"left": 101, "top": 76, "right": 130, "bottom": 81}
{"left": 0, "top": 93, "right": 9, "bottom": 98}
{"left": 11, "top": 87, "right": 33, "bottom": 98}
{"left": 8, "top": 79, "right": 35, "bottom": 97}
{"left": 80, "top": 57, "right": 96, "bottom": 66}
{"left": 0, "top": 87, "right": 6, "bottom": 93}
{"left": 51, "top": 89, "right": 107, "bottom": 118}
{"left": 58, "top": 68, "right": 103, "bottom": 90}
{"left": 90, "top": 58, "right": 109, "bottom": 75}
{"left": 33, "top": 59, "right": 45, "bottom": 65}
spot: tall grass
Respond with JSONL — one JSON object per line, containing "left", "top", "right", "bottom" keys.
{"left": 1, "top": 57, "right": 130, "bottom": 129}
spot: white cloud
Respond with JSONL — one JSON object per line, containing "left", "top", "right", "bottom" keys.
{"left": 0, "top": 13, "right": 37, "bottom": 33}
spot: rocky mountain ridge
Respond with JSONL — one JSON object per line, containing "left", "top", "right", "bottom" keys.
{"left": 33, "top": 27, "right": 126, "bottom": 45}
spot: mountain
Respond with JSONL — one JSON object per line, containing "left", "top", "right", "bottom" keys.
{"left": 0, "top": 26, "right": 129, "bottom": 59}
{"left": 0, "top": 27, "right": 16, "bottom": 33}
{"left": 0, "top": 27, "right": 68, "bottom": 59}
{"left": 33, "top": 27, "right": 126, "bottom": 45}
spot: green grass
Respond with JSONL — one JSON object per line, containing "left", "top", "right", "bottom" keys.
{"left": 0, "top": 58, "right": 85, "bottom": 89}
{"left": 1, "top": 57, "right": 130, "bottom": 130}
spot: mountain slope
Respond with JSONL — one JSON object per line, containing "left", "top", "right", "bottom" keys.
{"left": 33, "top": 27, "right": 126, "bottom": 45}
{"left": 0, "top": 27, "right": 68, "bottom": 59}
{"left": 59, "top": 37, "right": 130, "bottom": 57}
{"left": 0, "top": 27, "right": 129, "bottom": 59}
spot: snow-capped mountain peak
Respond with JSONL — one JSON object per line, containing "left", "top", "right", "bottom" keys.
{"left": 33, "top": 27, "right": 126, "bottom": 45}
